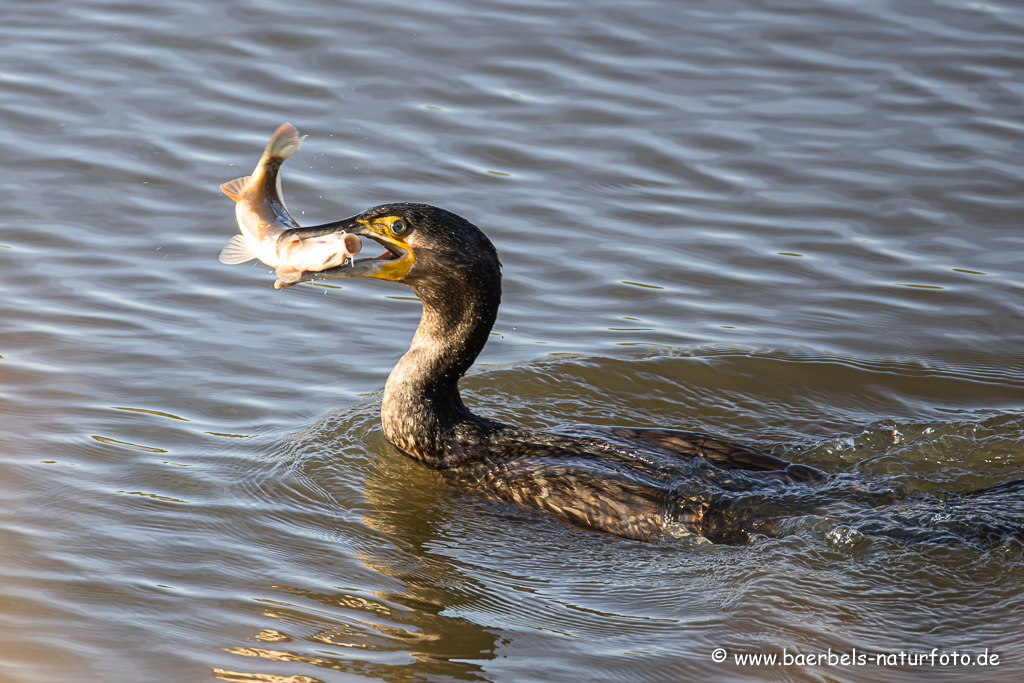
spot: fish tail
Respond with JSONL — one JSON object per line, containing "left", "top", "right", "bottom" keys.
{"left": 264, "top": 122, "right": 304, "bottom": 160}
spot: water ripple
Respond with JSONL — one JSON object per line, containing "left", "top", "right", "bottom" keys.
{"left": 2, "top": 0, "right": 1024, "bottom": 680}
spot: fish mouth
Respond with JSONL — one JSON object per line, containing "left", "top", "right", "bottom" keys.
{"left": 274, "top": 213, "right": 414, "bottom": 286}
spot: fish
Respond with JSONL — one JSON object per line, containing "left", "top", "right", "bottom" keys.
{"left": 218, "top": 122, "right": 361, "bottom": 288}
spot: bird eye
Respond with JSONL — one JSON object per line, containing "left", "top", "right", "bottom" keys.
{"left": 390, "top": 218, "right": 408, "bottom": 236}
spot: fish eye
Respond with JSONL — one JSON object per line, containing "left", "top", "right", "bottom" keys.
{"left": 390, "top": 218, "right": 408, "bottom": 236}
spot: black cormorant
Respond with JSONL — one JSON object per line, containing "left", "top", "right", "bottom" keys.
{"left": 272, "top": 203, "right": 844, "bottom": 543}
{"left": 274, "top": 203, "right": 1023, "bottom": 545}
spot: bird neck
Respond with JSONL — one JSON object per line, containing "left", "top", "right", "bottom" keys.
{"left": 381, "top": 274, "right": 501, "bottom": 468}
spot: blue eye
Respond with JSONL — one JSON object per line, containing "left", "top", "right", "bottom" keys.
{"left": 391, "top": 219, "right": 408, "bottom": 236}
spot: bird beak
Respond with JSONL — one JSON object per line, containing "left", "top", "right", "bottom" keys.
{"left": 276, "top": 214, "right": 368, "bottom": 244}
{"left": 274, "top": 214, "right": 415, "bottom": 287}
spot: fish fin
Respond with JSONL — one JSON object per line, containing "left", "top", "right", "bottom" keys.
{"left": 275, "top": 265, "right": 302, "bottom": 283}
{"left": 220, "top": 176, "right": 253, "bottom": 202}
{"left": 343, "top": 233, "right": 362, "bottom": 256}
{"left": 266, "top": 123, "right": 304, "bottom": 160}
{"left": 277, "top": 232, "right": 302, "bottom": 248}
{"left": 274, "top": 277, "right": 299, "bottom": 290}
{"left": 219, "top": 235, "right": 256, "bottom": 264}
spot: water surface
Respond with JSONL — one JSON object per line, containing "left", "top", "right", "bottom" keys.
{"left": 1, "top": 0, "right": 1023, "bottom": 681}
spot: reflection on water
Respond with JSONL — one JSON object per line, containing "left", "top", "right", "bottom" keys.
{"left": 1, "top": 0, "right": 1023, "bottom": 680}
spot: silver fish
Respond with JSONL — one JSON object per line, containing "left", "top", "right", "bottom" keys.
{"left": 219, "top": 122, "right": 361, "bottom": 287}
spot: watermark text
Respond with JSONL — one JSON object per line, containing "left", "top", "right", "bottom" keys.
{"left": 711, "top": 647, "right": 1000, "bottom": 668}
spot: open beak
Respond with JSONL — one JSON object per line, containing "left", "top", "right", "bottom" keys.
{"left": 274, "top": 214, "right": 414, "bottom": 287}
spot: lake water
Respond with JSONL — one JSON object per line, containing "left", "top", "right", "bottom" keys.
{"left": 1, "top": 0, "right": 1023, "bottom": 681}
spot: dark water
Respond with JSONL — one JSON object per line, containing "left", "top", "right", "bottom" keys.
{"left": 2, "top": 0, "right": 1024, "bottom": 680}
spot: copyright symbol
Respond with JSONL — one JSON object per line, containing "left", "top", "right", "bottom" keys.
{"left": 711, "top": 648, "right": 727, "bottom": 663}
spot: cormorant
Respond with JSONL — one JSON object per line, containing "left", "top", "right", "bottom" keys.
{"left": 273, "top": 203, "right": 1023, "bottom": 545}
